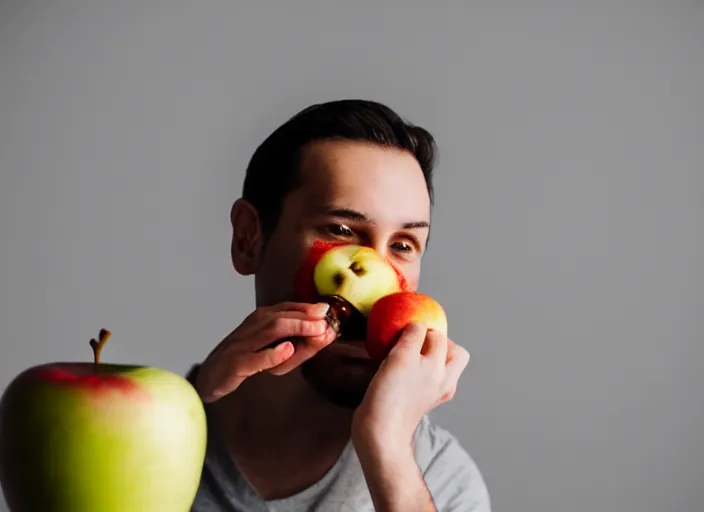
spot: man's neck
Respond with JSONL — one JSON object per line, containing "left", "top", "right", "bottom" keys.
{"left": 210, "top": 369, "right": 355, "bottom": 500}
{"left": 213, "top": 368, "right": 354, "bottom": 461}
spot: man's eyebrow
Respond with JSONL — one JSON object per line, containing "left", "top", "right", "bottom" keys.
{"left": 325, "top": 207, "right": 369, "bottom": 223}
{"left": 319, "top": 206, "right": 430, "bottom": 230}
{"left": 402, "top": 220, "right": 430, "bottom": 230}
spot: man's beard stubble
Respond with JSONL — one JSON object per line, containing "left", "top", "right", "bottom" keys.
{"left": 299, "top": 349, "right": 381, "bottom": 409}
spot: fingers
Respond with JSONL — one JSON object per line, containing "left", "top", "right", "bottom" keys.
{"left": 445, "top": 340, "right": 470, "bottom": 384}
{"left": 390, "top": 322, "right": 450, "bottom": 365}
{"left": 433, "top": 340, "right": 470, "bottom": 407}
{"left": 421, "top": 328, "right": 448, "bottom": 364}
{"left": 389, "top": 321, "right": 428, "bottom": 357}
{"left": 267, "top": 301, "right": 331, "bottom": 317}
{"left": 387, "top": 325, "right": 468, "bottom": 408}
{"left": 257, "top": 316, "right": 329, "bottom": 344}
{"left": 199, "top": 341, "right": 296, "bottom": 402}
{"left": 197, "top": 303, "right": 332, "bottom": 402}
{"left": 267, "top": 327, "right": 338, "bottom": 376}
{"left": 243, "top": 303, "right": 330, "bottom": 351}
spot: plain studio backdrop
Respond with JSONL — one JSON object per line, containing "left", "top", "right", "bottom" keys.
{"left": 0, "top": 1, "right": 702, "bottom": 511}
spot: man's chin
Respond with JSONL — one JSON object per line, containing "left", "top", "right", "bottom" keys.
{"left": 300, "top": 371, "right": 367, "bottom": 409}
{"left": 299, "top": 344, "right": 380, "bottom": 410}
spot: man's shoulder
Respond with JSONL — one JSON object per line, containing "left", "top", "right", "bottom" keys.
{"left": 412, "top": 415, "right": 492, "bottom": 512}
{"left": 412, "top": 414, "right": 480, "bottom": 469}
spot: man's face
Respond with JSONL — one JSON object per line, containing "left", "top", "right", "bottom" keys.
{"left": 252, "top": 139, "right": 431, "bottom": 408}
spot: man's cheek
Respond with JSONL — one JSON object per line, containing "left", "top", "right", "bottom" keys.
{"left": 399, "top": 267, "right": 420, "bottom": 291}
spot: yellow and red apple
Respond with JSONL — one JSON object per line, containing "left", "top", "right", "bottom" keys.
{"left": 313, "top": 244, "right": 407, "bottom": 316}
{"left": 294, "top": 240, "right": 357, "bottom": 304}
{"left": 366, "top": 291, "right": 448, "bottom": 361}
{"left": 0, "top": 329, "right": 207, "bottom": 512}
{"left": 294, "top": 240, "right": 408, "bottom": 308}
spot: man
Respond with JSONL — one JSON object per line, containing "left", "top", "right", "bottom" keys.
{"left": 187, "top": 99, "right": 491, "bottom": 511}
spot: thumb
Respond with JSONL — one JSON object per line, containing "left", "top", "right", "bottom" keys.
{"left": 389, "top": 321, "right": 428, "bottom": 358}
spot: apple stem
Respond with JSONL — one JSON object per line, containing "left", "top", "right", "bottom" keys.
{"left": 89, "top": 328, "right": 111, "bottom": 367}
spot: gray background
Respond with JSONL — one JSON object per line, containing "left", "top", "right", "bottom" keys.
{"left": 1, "top": 1, "right": 702, "bottom": 511}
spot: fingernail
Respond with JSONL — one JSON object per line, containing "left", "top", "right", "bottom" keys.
{"left": 314, "top": 302, "right": 331, "bottom": 316}
{"left": 317, "top": 319, "right": 330, "bottom": 334}
{"left": 277, "top": 341, "right": 295, "bottom": 355}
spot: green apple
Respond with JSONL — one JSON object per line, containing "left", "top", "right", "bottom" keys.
{"left": 0, "top": 329, "right": 207, "bottom": 512}
{"left": 313, "top": 244, "right": 403, "bottom": 316}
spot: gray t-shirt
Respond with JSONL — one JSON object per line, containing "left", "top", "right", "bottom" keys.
{"left": 187, "top": 366, "right": 491, "bottom": 512}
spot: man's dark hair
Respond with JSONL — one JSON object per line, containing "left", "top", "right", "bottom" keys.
{"left": 242, "top": 99, "right": 437, "bottom": 233}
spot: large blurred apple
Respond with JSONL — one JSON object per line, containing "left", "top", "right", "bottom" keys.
{"left": 0, "top": 329, "right": 207, "bottom": 512}
{"left": 366, "top": 291, "right": 448, "bottom": 360}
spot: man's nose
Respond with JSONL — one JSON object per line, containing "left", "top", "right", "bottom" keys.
{"left": 365, "top": 240, "right": 389, "bottom": 259}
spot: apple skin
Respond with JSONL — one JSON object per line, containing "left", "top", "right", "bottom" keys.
{"left": 366, "top": 291, "right": 448, "bottom": 361}
{"left": 0, "top": 362, "right": 207, "bottom": 512}
{"left": 313, "top": 244, "right": 407, "bottom": 316}
{"left": 294, "top": 240, "right": 409, "bottom": 316}
{"left": 293, "top": 240, "right": 352, "bottom": 303}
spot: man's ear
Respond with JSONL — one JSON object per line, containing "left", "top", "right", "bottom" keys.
{"left": 230, "top": 198, "right": 264, "bottom": 275}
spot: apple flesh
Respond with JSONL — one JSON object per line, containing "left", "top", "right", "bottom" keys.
{"left": 0, "top": 329, "right": 207, "bottom": 512}
{"left": 366, "top": 291, "right": 448, "bottom": 361}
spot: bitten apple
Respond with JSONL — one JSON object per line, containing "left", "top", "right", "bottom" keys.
{"left": 366, "top": 291, "right": 448, "bottom": 360}
{"left": 312, "top": 244, "right": 406, "bottom": 316}
{"left": 0, "top": 329, "right": 207, "bottom": 512}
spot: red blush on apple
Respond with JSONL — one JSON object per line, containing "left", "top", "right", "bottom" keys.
{"left": 366, "top": 291, "right": 448, "bottom": 361}
{"left": 28, "top": 364, "right": 150, "bottom": 401}
{"left": 293, "top": 240, "right": 352, "bottom": 302}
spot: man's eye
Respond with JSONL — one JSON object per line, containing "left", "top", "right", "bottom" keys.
{"left": 328, "top": 224, "right": 354, "bottom": 237}
{"left": 391, "top": 241, "right": 414, "bottom": 253}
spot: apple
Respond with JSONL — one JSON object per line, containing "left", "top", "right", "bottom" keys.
{"left": 311, "top": 243, "right": 407, "bottom": 316}
{"left": 293, "top": 240, "right": 352, "bottom": 304}
{"left": 366, "top": 291, "right": 448, "bottom": 360}
{"left": 0, "top": 329, "right": 207, "bottom": 512}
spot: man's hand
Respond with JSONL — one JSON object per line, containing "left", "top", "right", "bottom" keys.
{"left": 352, "top": 321, "right": 470, "bottom": 447}
{"left": 350, "top": 322, "right": 470, "bottom": 512}
{"left": 195, "top": 301, "right": 337, "bottom": 402}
